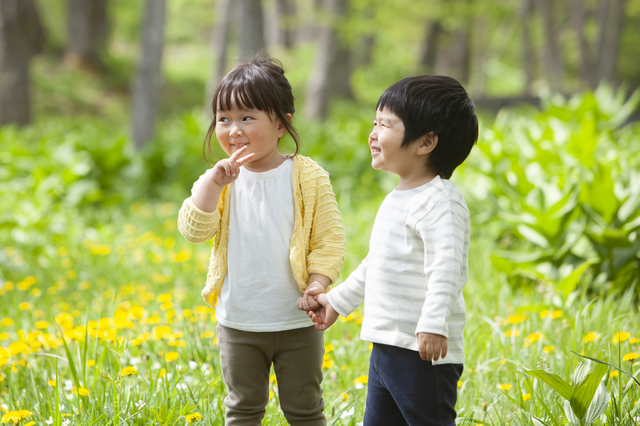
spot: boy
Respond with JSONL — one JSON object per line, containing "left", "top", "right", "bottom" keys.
{"left": 298, "top": 75, "right": 478, "bottom": 425}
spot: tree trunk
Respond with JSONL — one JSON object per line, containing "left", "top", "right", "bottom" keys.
{"left": 305, "top": 0, "right": 353, "bottom": 120}
{"left": 25, "top": 0, "right": 46, "bottom": 55}
{"left": 65, "top": 0, "right": 109, "bottom": 71}
{"left": 520, "top": 0, "right": 535, "bottom": 94}
{"left": 536, "top": 0, "right": 564, "bottom": 91}
{"left": 239, "top": 0, "right": 266, "bottom": 59}
{"left": 274, "top": 0, "right": 295, "bottom": 49}
{"left": 419, "top": 21, "right": 443, "bottom": 72}
{"left": 0, "top": 0, "right": 31, "bottom": 126}
{"left": 204, "top": 0, "right": 234, "bottom": 114}
{"left": 597, "top": 0, "right": 626, "bottom": 84}
{"left": 570, "top": 0, "right": 592, "bottom": 89}
{"left": 131, "top": 0, "right": 166, "bottom": 149}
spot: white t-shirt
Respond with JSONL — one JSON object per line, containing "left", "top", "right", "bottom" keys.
{"left": 216, "top": 158, "right": 313, "bottom": 332}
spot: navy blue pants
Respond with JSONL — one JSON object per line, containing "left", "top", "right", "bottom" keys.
{"left": 363, "top": 343, "right": 463, "bottom": 426}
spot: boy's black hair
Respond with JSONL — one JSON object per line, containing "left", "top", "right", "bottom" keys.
{"left": 376, "top": 75, "right": 478, "bottom": 179}
{"left": 203, "top": 55, "right": 301, "bottom": 164}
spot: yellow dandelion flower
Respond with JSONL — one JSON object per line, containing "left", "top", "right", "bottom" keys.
{"left": 78, "top": 387, "right": 89, "bottom": 397}
{"left": 527, "top": 332, "right": 543, "bottom": 344}
{"left": 522, "top": 393, "right": 532, "bottom": 401}
{"left": 0, "top": 318, "right": 13, "bottom": 327}
{"left": 201, "top": 331, "right": 214, "bottom": 339}
{"left": 152, "top": 274, "right": 171, "bottom": 284}
{"left": 622, "top": 352, "right": 639, "bottom": 362}
{"left": 507, "top": 314, "right": 525, "bottom": 324}
{"left": 613, "top": 332, "right": 631, "bottom": 344}
{"left": 157, "top": 293, "right": 172, "bottom": 303}
{"left": 161, "top": 302, "right": 173, "bottom": 311}
{"left": 34, "top": 321, "right": 49, "bottom": 329}
{"left": 354, "top": 375, "right": 368, "bottom": 385}
{"left": 322, "top": 359, "right": 334, "bottom": 369}
{"left": 630, "top": 338, "right": 639, "bottom": 344}
{"left": 505, "top": 329, "right": 520, "bottom": 337}
{"left": 165, "top": 352, "right": 179, "bottom": 362}
{"left": 185, "top": 412, "right": 202, "bottom": 423}
{"left": 325, "top": 343, "right": 334, "bottom": 353}
{"left": 269, "top": 390, "right": 274, "bottom": 400}
{"left": 0, "top": 332, "right": 10, "bottom": 341}
{"left": 25, "top": 422, "right": 36, "bottom": 426}
{"left": 158, "top": 368, "right": 167, "bottom": 378}
{"left": 173, "top": 251, "right": 190, "bottom": 262}
{"left": 543, "top": 346, "right": 555, "bottom": 353}
{"left": 87, "top": 360, "right": 95, "bottom": 367}
{"left": 583, "top": 332, "right": 600, "bottom": 342}
{"left": 90, "top": 244, "right": 111, "bottom": 255}
{"left": 1, "top": 410, "right": 32, "bottom": 423}
{"left": 458, "top": 381, "right": 463, "bottom": 388}
{"left": 18, "top": 302, "right": 32, "bottom": 311}
{"left": 120, "top": 366, "right": 137, "bottom": 376}
{"left": 48, "top": 380, "right": 56, "bottom": 386}
{"left": 610, "top": 370, "right": 619, "bottom": 378}
{"left": 498, "top": 383, "right": 512, "bottom": 391}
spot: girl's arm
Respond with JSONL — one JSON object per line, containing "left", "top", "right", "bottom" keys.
{"left": 306, "top": 171, "right": 347, "bottom": 283}
{"left": 178, "top": 147, "right": 254, "bottom": 243}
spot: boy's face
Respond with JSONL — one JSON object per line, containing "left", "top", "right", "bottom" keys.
{"left": 369, "top": 108, "right": 420, "bottom": 177}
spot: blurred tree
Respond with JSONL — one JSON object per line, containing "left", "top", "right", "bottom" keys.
{"left": 131, "top": 0, "right": 166, "bottom": 149}
{"left": 65, "top": 0, "right": 109, "bottom": 71}
{"left": 420, "top": 20, "right": 443, "bottom": 73}
{"left": 239, "top": 0, "right": 266, "bottom": 58}
{"left": 204, "top": 0, "right": 234, "bottom": 114}
{"left": 596, "top": 0, "right": 627, "bottom": 86}
{"left": 0, "top": 0, "right": 31, "bottom": 126}
{"left": 536, "top": 0, "right": 565, "bottom": 91}
{"left": 25, "top": 0, "right": 46, "bottom": 55}
{"left": 305, "top": 0, "right": 353, "bottom": 120}
{"left": 274, "top": 0, "right": 296, "bottom": 49}
{"left": 520, "top": 0, "right": 535, "bottom": 93}
{"left": 449, "top": 0, "right": 473, "bottom": 84}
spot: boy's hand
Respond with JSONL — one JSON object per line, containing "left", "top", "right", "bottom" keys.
{"left": 209, "top": 146, "right": 255, "bottom": 188}
{"left": 417, "top": 332, "right": 448, "bottom": 361}
{"left": 307, "top": 293, "right": 339, "bottom": 331}
{"left": 296, "top": 282, "right": 325, "bottom": 311}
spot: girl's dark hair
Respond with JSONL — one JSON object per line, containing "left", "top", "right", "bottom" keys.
{"left": 376, "top": 75, "right": 478, "bottom": 179}
{"left": 203, "top": 55, "right": 301, "bottom": 164}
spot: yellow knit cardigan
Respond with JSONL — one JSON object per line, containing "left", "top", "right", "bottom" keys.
{"left": 177, "top": 155, "right": 346, "bottom": 307}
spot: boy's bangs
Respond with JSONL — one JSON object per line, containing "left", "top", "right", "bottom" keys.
{"left": 376, "top": 89, "right": 405, "bottom": 120}
{"left": 216, "top": 78, "right": 273, "bottom": 115}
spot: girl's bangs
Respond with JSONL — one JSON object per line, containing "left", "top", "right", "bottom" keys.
{"left": 216, "top": 80, "right": 272, "bottom": 114}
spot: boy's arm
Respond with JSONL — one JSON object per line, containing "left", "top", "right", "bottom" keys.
{"left": 308, "top": 293, "right": 340, "bottom": 331}
{"left": 415, "top": 200, "right": 468, "bottom": 340}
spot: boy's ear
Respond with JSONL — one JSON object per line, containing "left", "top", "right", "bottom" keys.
{"left": 416, "top": 132, "right": 438, "bottom": 156}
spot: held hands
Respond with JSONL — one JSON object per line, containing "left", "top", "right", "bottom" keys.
{"left": 417, "top": 332, "right": 448, "bottom": 361}
{"left": 297, "top": 283, "right": 339, "bottom": 331}
{"left": 208, "top": 146, "right": 255, "bottom": 188}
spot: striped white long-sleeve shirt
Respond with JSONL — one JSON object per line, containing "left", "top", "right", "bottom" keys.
{"left": 327, "top": 176, "right": 469, "bottom": 364}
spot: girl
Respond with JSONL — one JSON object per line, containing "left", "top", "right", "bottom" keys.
{"left": 177, "top": 56, "right": 346, "bottom": 425}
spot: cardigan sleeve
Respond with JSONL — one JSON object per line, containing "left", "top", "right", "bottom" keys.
{"left": 306, "top": 167, "right": 346, "bottom": 283}
{"left": 177, "top": 172, "right": 223, "bottom": 244}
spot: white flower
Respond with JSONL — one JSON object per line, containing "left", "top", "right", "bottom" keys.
{"left": 135, "top": 400, "right": 146, "bottom": 410}
{"left": 355, "top": 383, "right": 364, "bottom": 390}
{"left": 45, "top": 417, "right": 54, "bottom": 425}
{"left": 151, "top": 362, "right": 161, "bottom": 370}
{"left": 176, "top": 383, "right": 188, "bottom": 390}
{"left": 189, "top": 361, "right": 198, "bottom": 370}
{"left": 201, "top": 363, "right": 210, "bottom": 371}
{"left": 63, "top": 380, "right": 74, "bottom": 391}
{"left": 62, "top": 419, "right": 71, "bottom": 426}
{"left": 340, "top": 407, "right": 355, "bottom": 419}
{"left": 59, "top": 404, "right": 65, "bottom": 411}
{"left": 202, "top": 369, "right": 210, "bottom": 376}
{"left": 129, "top": 357, "right": 141, "bottom": 365}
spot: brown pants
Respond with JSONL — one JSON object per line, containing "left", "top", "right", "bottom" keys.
{"left": 217, "top": 324, "right": 326, "bottom": 426}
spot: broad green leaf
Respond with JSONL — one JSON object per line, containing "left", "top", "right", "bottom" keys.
{"left": 517, "top": 224, "right": 550, "bottom": 248}
{"left": 557, "top": 259, "right": 597, "bottom": 295}
{"left": 582, "top": 383, "right": 609, "bottom": 426}
{"left": 569, "top": 361, "right": 608, "bottom": 421}
{"left": 523, "top": 368, "right": 573, "bottom": 400}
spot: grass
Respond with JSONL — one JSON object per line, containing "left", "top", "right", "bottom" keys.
{"left": 1, "top": 194, "right": 639, "bottom": 425}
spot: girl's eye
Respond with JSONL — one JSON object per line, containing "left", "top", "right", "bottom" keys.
{"left": 242, "top": 116, "right": 253, "bottom": 121}
{"left": 219, "top": 117, "right": 229, "bottom": 123}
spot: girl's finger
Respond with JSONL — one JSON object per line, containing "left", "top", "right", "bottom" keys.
{"left": 229, "top": 145, "right": 248, "bottom": 160}
{"left": 235, "top": 152, "right": 255, "bottom": 167}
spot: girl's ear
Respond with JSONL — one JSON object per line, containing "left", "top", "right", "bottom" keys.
{"left": 276, "top": 114, "right": 291, "bottom": 138}
{"left": 416, "top": 132, "right": 438, "bottom": 156}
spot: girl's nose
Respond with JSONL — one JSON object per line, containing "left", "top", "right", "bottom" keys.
{"left": 230, "top": 125, "right": 243, "bottom": 137}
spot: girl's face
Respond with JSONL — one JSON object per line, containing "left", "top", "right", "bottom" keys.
{"left": 215, "top": 99, "right": 289, "bottom": 172}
